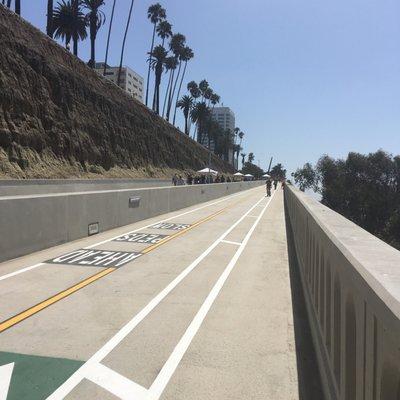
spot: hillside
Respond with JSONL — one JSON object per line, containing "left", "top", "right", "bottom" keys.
{"left": 0, "top": 6, "right": 233, "bottom": 179}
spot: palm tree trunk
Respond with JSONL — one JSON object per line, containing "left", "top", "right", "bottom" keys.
{"left": 14, "top": 0, "right": 20, "bottom": 14}
{"left": 153, "top": 66, "right": 162, "bottom": 114}
{"left": 184, "top": 112, "right": 188, "bottom": 135}
{"left": 162, "top": 70, "right": 173, "bottom": 117}
{"left": 156, "top": 83, "right": 160, "bottom": 114}
{"left": 152, "top": 76, "right": 157, "bottom": 111}
{"left": 72, "top": 0, "right": 78, "bottom": 56}
{"left": 145, "top": 23, "right": 156, "bottom": 107}
{"left": 167, "top": 61, "right": 181, "bottom": 121}
{"left": 89, "top": 15, "right": 96, "bottom": 67}
{"left": 172, "top": 60, "right": 187, "bottom": 125}
{"left": 46, "top": 0, "right": 53, "bottom": 37}
{"left": 165, "top": 68, "right": 176, "bottom": 121}
{"left": 117, "top": 0, "right": 135, "bottom": 86}
{"left": 103, "top": 0, "right": 116, "bottom": 75}
{"left": 192, "top": 124, "right": 198, "bottom": 140}
{"left": 73, "top": 36, "right": 78, "bottom": 56}
{"left": 66, "top": 34, "right": 71, "bottom": 50}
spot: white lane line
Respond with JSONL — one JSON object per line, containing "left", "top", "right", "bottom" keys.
{"left": 46, "top": 193, "right": 268, "bottom": 400}
{"left": 0, "top": 263, "right": 44, "bottom": 282}
{"left": 148, "top": 191, "right": 276, "bottom": 400}
{"left": 0, "top": 187, "right": 261, "bottom": 282}
{"left": 220, "top": 240, "right": 241, "bottom": 246}
{"left": 85, "top": 363, "right": 148, "bottom": 399}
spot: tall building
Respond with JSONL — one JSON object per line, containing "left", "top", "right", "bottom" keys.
{"left": 95, "top": 63, "right": 144, "bottom": 103}
{"left": 211, "top": 107, "right": 235, "bottom": 165}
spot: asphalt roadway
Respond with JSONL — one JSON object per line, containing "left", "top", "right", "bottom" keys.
{"left": 0, "top": 186, "right": 300, "bottom": 400}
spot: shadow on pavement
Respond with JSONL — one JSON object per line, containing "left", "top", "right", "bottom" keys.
{"left": 284, "top": 197, "right": 325, "bottom": 400}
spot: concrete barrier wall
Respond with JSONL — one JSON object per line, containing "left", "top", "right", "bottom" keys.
{"left": 0, "top": 181, "right": 262, "bottom": 263}
{"left": 0, "top": 179, "right": 170, "bottom": 196}
{"left": 285, "top": 186, "right": 400, "bottom": 400}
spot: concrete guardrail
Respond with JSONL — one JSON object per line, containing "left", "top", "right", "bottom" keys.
{"left": 0, "top": 181, "right": 263, "bottom": 263}
{"left": 285, "top": 185, "right": 400, "bottom": 400}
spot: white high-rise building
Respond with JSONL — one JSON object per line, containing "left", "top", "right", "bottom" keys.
{"left": 95, "top": 63, "right": 144, "bottom": 103}
{"left": 211, "top": 107, "right": 235, "bottom": 165}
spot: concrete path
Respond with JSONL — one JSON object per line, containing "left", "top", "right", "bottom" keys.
{"left": 0, "top": 186, "right": 302, "bottom": 399}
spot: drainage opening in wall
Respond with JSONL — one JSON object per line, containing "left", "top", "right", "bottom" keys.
{"left": 129, "top": 196, "right": 141, "bottom": 208}
{"left": 88, "top": 222, "right": 99, "bottom": 236}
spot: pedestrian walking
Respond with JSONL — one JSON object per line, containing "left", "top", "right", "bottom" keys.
{"left": 172, "top": 173, "right": 178, "bottom": 186}
{"left": 266, "top": 178, "right": 272, "bottom": 197}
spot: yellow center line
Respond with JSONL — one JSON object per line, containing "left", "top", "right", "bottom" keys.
{"left": 0, "top": 267, "right": 115, "bottom": 333}
{"left": 0, "top": 193, "right": 252, "bottom": 333}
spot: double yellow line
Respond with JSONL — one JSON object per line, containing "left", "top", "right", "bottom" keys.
{"left": 0, "top": 203, "right": 235, "bottom": 333}
{"left": 0, "top": 268, "right": 115, "bottom": 333}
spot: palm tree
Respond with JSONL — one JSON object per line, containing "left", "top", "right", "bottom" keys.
{"left": 172, "top": 46, "right": 194, "bottom": 125}
{"left": 15, "top": 0, "right": 20, "bottom": 15}
{"left": 203, "top": 87, "right": 214, "bottom": 106}
{"left": 188, "top": 82, "right": 201, "bottom": 101}
{"left": 248, "top": 152, "right": 255, "bottom": 163}
{"left": 53, "top": 0, "right": 86, "bottom": 53}
{"left": 148, "top": 45, "right": 168, "bottom": 114}
{"left": 162, "top": 56, "right": 178, "bottom": 117}
{"left": 71, "top": 0, "right": 87, "bottom": 56}
{"left": 156, "top": 20, "right": 172, "bottom": 47}
{"left": 238, "top": 131, "right": 244, "bottom": 167}
{"left": 233, "top": 144, "right": 241, "bottom": 166}
{"left": 166, "top": 33, "right": 186, "bottom": 121}
{"left": 210, "top": 93, "right": 220, "bottom": 108}
{"left": 103, "top": 0, "right": 116, "bottom": 75}
{"left": 47, "top": 0, "right": 54, "bottom": 37}
{"left": 239, "top": 131, "right": 244, "bottom": 146}
{"left": 177, "top": 95, "right": 193, "bottom": 135}
{"left": 241, "top": 153, "right": 247, "bottom": 166}
{"left": 199, "top": 79, "right": 209, "bottom": 101}
{"left": 82, "top": 0, "right": 106, "bottom": 67}
{"left": 145, "top": 3, "right": 166, "bottom": 107}
{"left": 191, "top": 102, "right": 210, "bottom": 144}
{"left": 186, "top": 81, "right": 200, "bottom": 136}
{"left": 117, "top": 0, "right": 134, "bottom": 86}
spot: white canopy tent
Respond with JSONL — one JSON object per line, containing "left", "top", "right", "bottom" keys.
{"left": 244, "top": 174, "right": 254, "bottom": 177}
{"left": 197, "top": 167, "right": 218, "bottom": 176}
{"left": 263, "top": 173, "right": 271, "bottom": 178}
{"left": 233, "top": 172, "right": 244, "bottom": 176}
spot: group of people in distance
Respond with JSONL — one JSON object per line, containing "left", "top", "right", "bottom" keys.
{"left": 265, "top": 177, "right": 285, "bottom": 197}
{"left": 172, "top": 173, "right": 233, "bottom": 186}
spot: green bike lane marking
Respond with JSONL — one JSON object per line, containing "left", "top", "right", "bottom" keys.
{"left": 0, "top": 352, "right": 84, "bottom": 400}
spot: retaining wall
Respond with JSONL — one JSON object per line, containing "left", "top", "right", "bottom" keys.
{"left": 0, "top": 179, "right": 170, "bottom": 196}
{"left": 285, "top": 185, "right": 400, "bottom": 400}
{"left": 0, "top": 181, "right": 262, "bottom": 263}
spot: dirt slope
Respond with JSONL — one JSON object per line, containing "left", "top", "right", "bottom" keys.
{"left": 0, "top": 6, "right": 233, "bottom": 179}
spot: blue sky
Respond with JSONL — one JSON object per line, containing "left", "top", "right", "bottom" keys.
{"left": 19, "top": 0, "right": 400, "bottom": 175}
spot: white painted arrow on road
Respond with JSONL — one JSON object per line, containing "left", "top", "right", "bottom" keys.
{"left": 0, "top": 363, "right": 14, "bottom": 400}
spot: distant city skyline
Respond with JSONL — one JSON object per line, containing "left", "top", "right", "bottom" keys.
{"left": 18, "top": 0, "right": 400, "bottom": 176}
